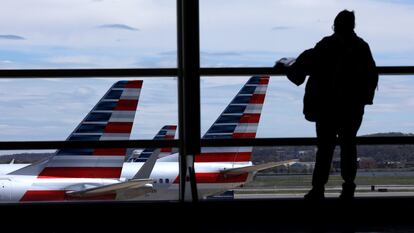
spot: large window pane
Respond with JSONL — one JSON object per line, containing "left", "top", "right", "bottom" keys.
{"left": 200, "top": 0, "right": 414, "bottom": 66}
{"left": 201, "top": 76, "right": 414, "bottom": 138}
{"left": 0, "top": 148, "right": 179, "bottom": 202}
{"left": 199, "top": 75, "right": 414, "bottom": 200}
{"left": 194, "top": 144, "right": 414, "bottom": 200}
{"left": 0, "top": 0, "right": 176, "bottom": 68}
{"left": 0, "top": 78, "right": 177, "bottom": 141}
{"left": 0, "top": 77, "right": 179, "bottom": 203}
{"left": 235, "top": 145, "right": 414, "bottom": 199}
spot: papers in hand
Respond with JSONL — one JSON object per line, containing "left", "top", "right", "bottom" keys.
{"left": 275, "top": 57, "right": 305, "bottom": 86}
{"left": 275, "top": 57, "right": 296, "bottom": 67}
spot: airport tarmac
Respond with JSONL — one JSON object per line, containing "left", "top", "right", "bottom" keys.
{"left": 234, "top": 191, "right": 414, "bottom": 199}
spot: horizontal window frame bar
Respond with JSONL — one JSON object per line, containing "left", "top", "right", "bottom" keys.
{"left": 0, "top": 68, "right": 178, "bottom": 78}
{"left": 200, "top": 66, "right": 414, "bottom": 76}
{"left": 0, "top": 140, "right": 179, "bottom": 150}
{"left": 1, "top": 137, "right": 414, "bottom": 150}
{"left": 202, "top": 137, "right": 414, "bottom": 146}
{"left": 0, "top": 66, "right": 413, "bottom": 78}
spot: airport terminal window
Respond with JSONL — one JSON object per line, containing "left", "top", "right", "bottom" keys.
{"left": 197, "top": 144, "right": 414, "bottom": 200}
{"left": 201, "top": 76, "right": 311, "bottom": 138}
{"left": 0, "top": 78, "right": 178, "bottom": 142}
{"left": 198, "top": 73, "right": 414, "bottom": 200}
{"left": 0, "top": 78, "right": 179, "bottom": 202}
{"left": 0, "top": 1, "right": 177, "bottom": 69}
{"left": 200, "top": 0, "right": 414, "bottom": 67}
{"left": 1, "top": 0, "right": 414, "bottom": 205}
{"left": 0, "top": 146, "right": 181, "bottom": 202}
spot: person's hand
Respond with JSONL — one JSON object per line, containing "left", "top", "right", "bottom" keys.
{"left": 274, "top": 57, "right": 296, "bottom": 68}
{"left": 274, "top": 59, "right": 285, "bottom": 69}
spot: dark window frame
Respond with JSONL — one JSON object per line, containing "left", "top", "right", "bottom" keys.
{"left": 0, "top": 0, "right": 414, "bottom": 203}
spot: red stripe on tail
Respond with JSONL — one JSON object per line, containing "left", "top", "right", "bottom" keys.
{"left": 239, "top": 113, "right": 260, "bottom": 123}
{"left": 249, "top": 94, "right": 265, "bottom": 104}
{"left": 114, "top": 100, "right": 138, "bottom": 111}
{"left": 160, "top": 148, "right": 172, "bottom": 153}
{"left": 259, "top": 77, "right": 269, "bottom": 84}
{"left": 93, "top": 148, "right": 126, "bottom": 156}
{"left": 233, "top": 133, "right": 256, "bottom": 138}
{"left": 104, "top": 122, "right": 133, "bottom": 133}
{"left": 126, "top": 80, "right": 143, "bottom": 88}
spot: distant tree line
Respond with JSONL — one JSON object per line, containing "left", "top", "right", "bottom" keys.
{"left": 1, "top": 132, "right": 414, "bottom": 167}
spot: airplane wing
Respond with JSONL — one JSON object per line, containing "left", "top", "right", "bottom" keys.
{"left": 133, "top": 149, "right": 160, "bottom": 179}
{"left": 66, "top": 179, "right": 153, "bottom": 198}
{"left": 67, "top": 144, "right": 161, "bottom": 199}
{"left": 221, "top": 159, "right": 298, "bottom": 175}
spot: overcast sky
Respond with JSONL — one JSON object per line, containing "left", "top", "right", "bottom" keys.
{"left": 0, "top": 0, "right": 414, "bottom": 143}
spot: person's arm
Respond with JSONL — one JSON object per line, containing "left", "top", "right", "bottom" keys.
{"left": 364, "top": 44, "right": 379, "bottom": 105}
{"left": 285, "top": 48, "right": 315, "bottom": 86}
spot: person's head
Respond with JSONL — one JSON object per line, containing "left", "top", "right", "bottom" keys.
{"left": 333, "top": 10, "right": 355, "bottom": 34}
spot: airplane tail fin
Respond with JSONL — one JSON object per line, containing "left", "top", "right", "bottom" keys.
{"left": 11, "top": 80, "right": 143, "bottom": 178}
{"left": 128, "top": 125, "right": 177, "bottom": 162}
{"left": 199, "top": 76, "right": 269, "bottom": 163}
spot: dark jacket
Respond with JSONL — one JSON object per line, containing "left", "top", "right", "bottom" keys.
{"left": 286, "top": 32, "right": 378, "bottom": 122}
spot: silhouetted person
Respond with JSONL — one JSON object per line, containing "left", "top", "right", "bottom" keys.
{"left": 276, "top": 10, "right": 378, "bottom": 200}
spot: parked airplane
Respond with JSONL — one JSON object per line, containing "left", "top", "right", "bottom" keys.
{"left": 0, "top": 80, "right": 157, "bottom": 202}
{"left": 126, "top": 125, "right": 177, "bottom": 162}
{"left": 0, "top": 76, "right": 295, "bottom": 202}
{"left": 0, "top": 125, "right": 177, "bottom": 176}
{"left": 120, "top": 76, "right": 296, "bottom": 200}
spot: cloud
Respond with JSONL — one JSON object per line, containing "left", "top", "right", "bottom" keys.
{"left": 0, "top": 35, "right": 25, "bottom": 40}
{"left": 271, "top": 26, "right": 292, "bottom": 31}
{"left": 201, "top": 51, "right": 241, "bottom": 56}
{"left": 158, "top": 51, "right": 177, "bottom": 56}
{"left": 97, "top": 24, "right": 139, "bottom": 31}
{"left": 159, "top": 51, "right": 241, "bottom": 57}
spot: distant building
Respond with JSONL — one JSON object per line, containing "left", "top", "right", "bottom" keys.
{"left": 358, "top": 157, "right": 377, "bottom": 169}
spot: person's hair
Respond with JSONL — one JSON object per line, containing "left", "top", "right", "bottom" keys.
{"left": 333, "top": 10, "right": 355, "bottom": 33}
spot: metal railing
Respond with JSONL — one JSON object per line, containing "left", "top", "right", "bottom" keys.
{"left": 1, "top": 66, "right": 413, "bottom": 78}
{"left": 1, "top": 134, "right": 414, "bottom": 150}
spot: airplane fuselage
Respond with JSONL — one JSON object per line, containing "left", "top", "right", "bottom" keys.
{"left": 0, "top": 175, "right": 121, "bottom": 202}
{"left": 0, "top": 158, "right": 253, "bottom": 202}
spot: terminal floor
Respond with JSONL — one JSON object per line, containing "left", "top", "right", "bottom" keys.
{"left": 1, "top": 197, "right": 414, "bottom": 232}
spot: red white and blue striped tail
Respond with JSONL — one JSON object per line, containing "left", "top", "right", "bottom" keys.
{"left": 198, "top": 76, "right": 269, "bottom": 163}
{"left": 37, "top": 80, "right": 143, "bottom": 179}
{"left": 127, "top": 125, "right": 177, "bottom": 162}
